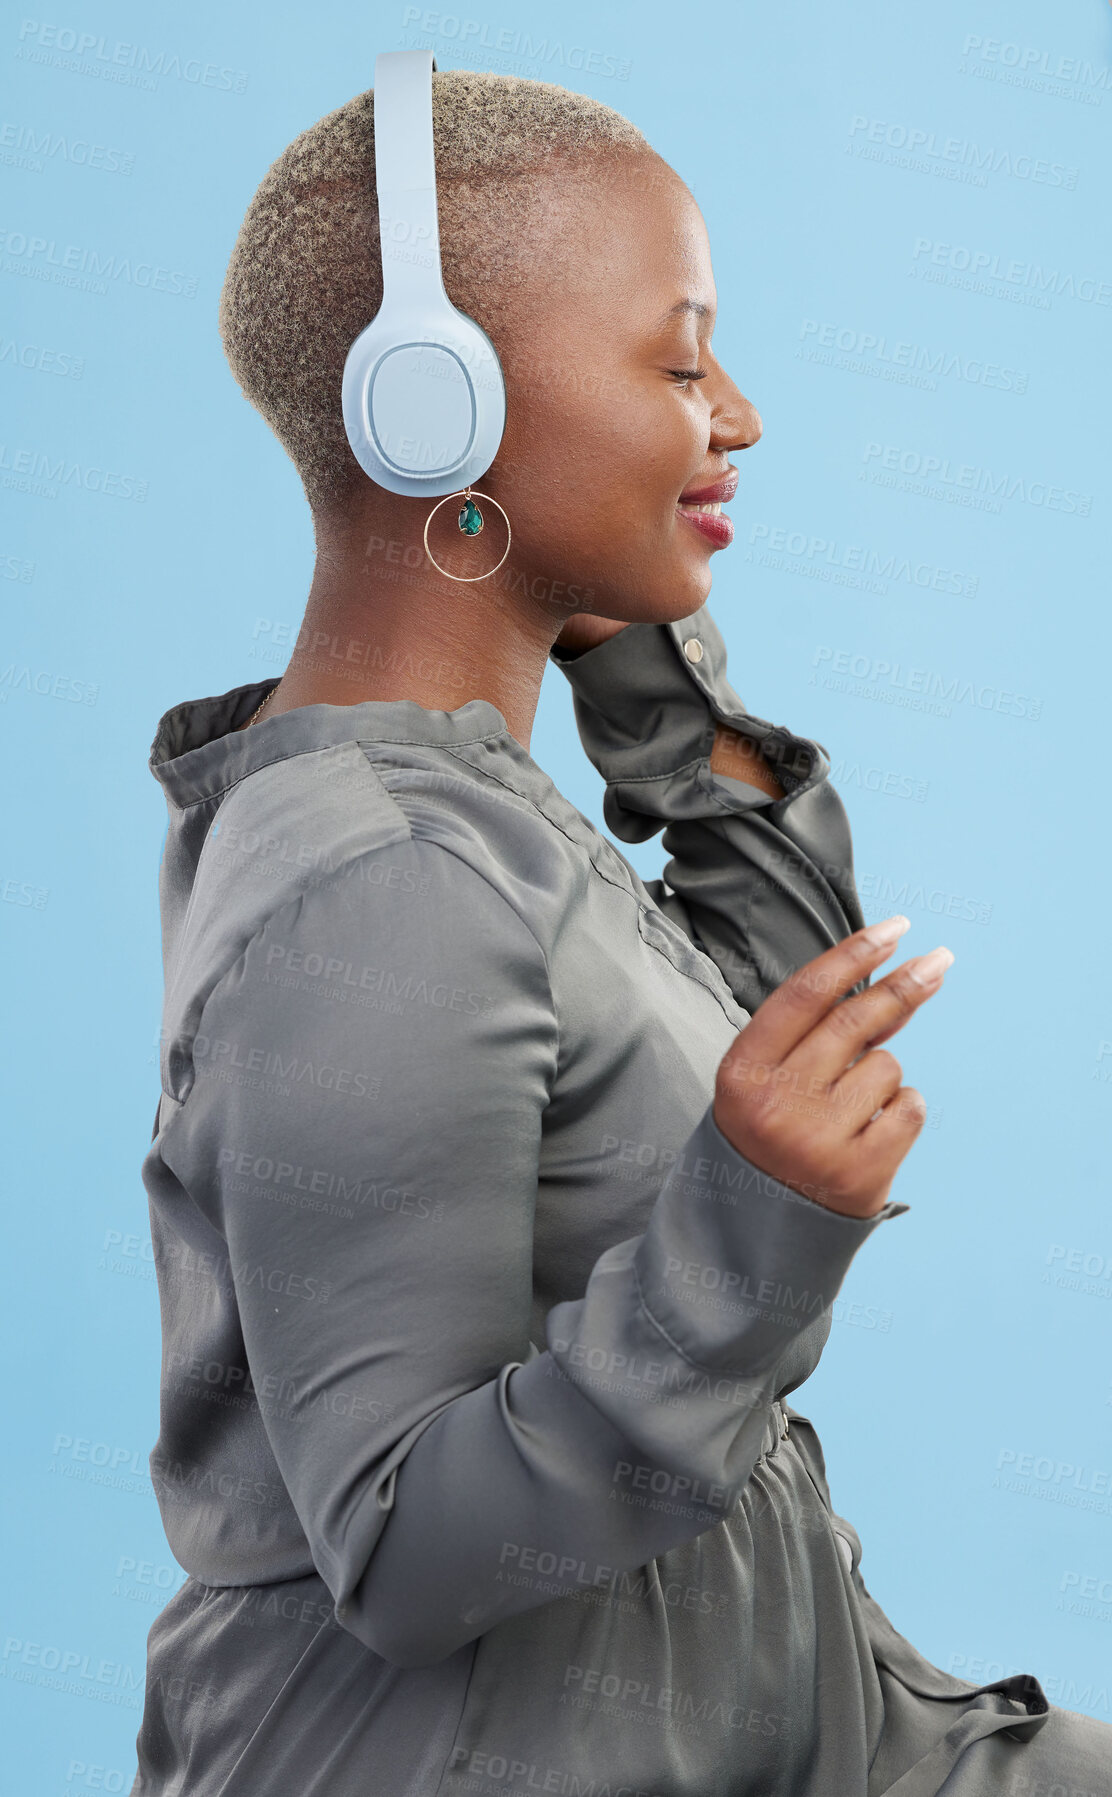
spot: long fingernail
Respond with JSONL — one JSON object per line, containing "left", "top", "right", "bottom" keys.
{"left": 863, "top": 914, "right": 911, "bottom": 948}
{"left": 908, "top": 946, "right": 955, "bottom": 985}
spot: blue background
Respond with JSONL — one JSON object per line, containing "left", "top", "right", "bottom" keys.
{"left": 3, "top": 0, "right": 1110, "bottom": 1786}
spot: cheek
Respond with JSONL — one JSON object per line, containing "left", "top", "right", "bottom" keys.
{"left": 509, "top": 390, "right": 638, "bottom": 501}
{"left": 498, "top": 375, "right": 701, "bottom": 544}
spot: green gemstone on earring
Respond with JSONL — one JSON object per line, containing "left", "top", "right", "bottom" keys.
{"left": 458, "top": 497, "right": 484, "bottom": 535}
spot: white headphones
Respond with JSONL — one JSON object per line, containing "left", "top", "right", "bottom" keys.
{"left": 342, "top": 50, "right": 507, "bottom": 515}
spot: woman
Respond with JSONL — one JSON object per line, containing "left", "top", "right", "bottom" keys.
{"left": 131, "top": 70, "right": 1111, "bottom": 1796}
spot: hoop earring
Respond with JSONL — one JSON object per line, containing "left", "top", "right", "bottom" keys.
{"left": 423, "top": 486, "right": 512, "bottom": 582}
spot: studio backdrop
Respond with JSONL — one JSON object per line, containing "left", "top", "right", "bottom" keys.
{"left": 3, "top": 0, "right": 1110, "bottom": 1789}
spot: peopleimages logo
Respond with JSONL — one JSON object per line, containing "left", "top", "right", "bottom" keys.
{"left": 14, "top": 20, "right": 249, "bottom": 92}
{"left": 798, "top": 320, "right": 1028, "bottom": 395}
{"left": 958, "top": 34, "right": 1110, "bottom": 105}
{"left": 862, "top": 442, "right": 1092, "bottom": 516}
{"left": 847, "top": 116, "right": 1079, "bottom": 188}
{"left": 810, "top": 646, "right": 1042, "bottom": 722}
{"left": 910, "top": 239, "right": 1111, "bottom": 307}
{"left": 0, "top": 227, "right": 197, "bottom": 297}
{"left": 0, "top": 120, "right": 135, "bottom": 175}
{"left": 748, "top": 524, "right": 979, "bottom": 597}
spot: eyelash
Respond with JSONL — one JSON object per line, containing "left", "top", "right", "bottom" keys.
{"left": 670, "top": 367, "right": 708, "bottom": 387}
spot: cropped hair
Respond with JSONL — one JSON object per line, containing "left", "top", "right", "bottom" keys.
{"left": 218, "top": 69, "right": 650, "bottom": 516}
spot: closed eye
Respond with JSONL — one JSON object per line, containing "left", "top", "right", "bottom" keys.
{"left": 670, "top": 368, "right": 708, "bottom": 387}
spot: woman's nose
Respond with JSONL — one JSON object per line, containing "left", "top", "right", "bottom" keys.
{"left": 714, "top": 390, "right": 762, "bottom": 452}
{"left": 739, "top": 397, "right": 763, "bottom": 447}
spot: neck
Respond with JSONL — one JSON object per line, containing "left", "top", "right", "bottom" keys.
{"left": 261, "top": 501, "right": 565, "bottom": 754}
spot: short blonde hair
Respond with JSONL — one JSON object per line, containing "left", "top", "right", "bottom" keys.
{"left": 218, "top": 69, "right": 650, "bottom": 516}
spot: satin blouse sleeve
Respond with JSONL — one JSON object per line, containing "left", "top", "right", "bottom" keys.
{"left": 549, "top": 604, "right": 870, "bottom": 1014}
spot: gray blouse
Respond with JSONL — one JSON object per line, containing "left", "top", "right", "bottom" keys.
{"left": 131, "top": 603, "right": 1056, "bottom": 1795}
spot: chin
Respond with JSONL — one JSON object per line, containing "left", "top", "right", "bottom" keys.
{"left": 570, "top": 540, "right": 713, "bottom": 626}
{"left": 605, "top": 588, "right": 710, "bottom": 631}
{"left": 651, "top": 562, "right": 714, "bottom": 622}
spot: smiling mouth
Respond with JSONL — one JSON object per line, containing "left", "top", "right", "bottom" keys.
{"left": 676, "top": 499, "right": 733, "bottom": 546}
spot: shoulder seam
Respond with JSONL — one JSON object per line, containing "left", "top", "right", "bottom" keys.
{"left": 428, "top": 743, "right": 638, "bottom": 906}
{"left": 171, "top": 833, "right": 559, "bottom": 1107}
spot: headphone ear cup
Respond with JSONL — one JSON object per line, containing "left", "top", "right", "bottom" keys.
{"left": 365, "top": 342, "right": 475, "bottom": 475}
{"left": 342, "top": 306, "right": 506, "bottom": 497}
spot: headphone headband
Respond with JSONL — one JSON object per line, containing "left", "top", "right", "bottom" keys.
{"left": 373, "top": 49, "right": 440, "bottom": 311}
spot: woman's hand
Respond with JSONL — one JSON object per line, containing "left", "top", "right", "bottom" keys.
{"left": 713, "top": 916, "right": 953, "bottom": 1219}
{"left": 552, "top": 616, "right": 630, "bottom": 657}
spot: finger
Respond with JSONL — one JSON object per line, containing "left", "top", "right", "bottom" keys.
{"left": 845, "top": 999, "right": 926, "bottom": 1062}
{"left": 729, "top": 915, "right": 913, "bottom": 1073}
{"left": 854, "top": 1084, "right": 929, "bottom": 1153}
{"left": 786, "top": 946, "right": 953, "bottom": 1086}
{"left": 828, "top": 1048, "right": 906, "bottom": 1134}
{"left": 849, "top": 1014, "right": 906, "bottom": 1055}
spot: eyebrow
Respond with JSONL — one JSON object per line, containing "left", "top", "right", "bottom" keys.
{"left": 656, "top": 299, "right": 713, "bottom": 327}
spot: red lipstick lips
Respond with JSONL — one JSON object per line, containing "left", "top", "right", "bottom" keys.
{"left": 676, "top": 468, "right": 737, "bottom": 547}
